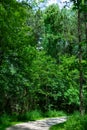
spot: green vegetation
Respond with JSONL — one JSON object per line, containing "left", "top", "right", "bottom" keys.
{"left": 0, "top": 0, "right": 87, "bottom": 129}
{"left": 65, "top": 114, "right": 87, "bottom": 130}
{"left": 50, "top": 122, "right": 65, "bottom": 130}
{"left": 0, "top": 113, "right": 21, "bottom": 130}
{"left": 19, "top": 110, "right": 43, "bottom": 121}
{"left": 45, "top": 110, "right": 66, "bottom": 117}
{"left": 50, "top": 113, "right": 87, "bottom": 130}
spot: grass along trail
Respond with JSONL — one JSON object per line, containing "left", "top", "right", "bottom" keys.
{"left": 6, "top": 117, "right": 67, "bottom": 130}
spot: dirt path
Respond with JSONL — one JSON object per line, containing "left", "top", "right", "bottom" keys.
{"left": 6, "top": 117, "right": 67, "bottom": 130}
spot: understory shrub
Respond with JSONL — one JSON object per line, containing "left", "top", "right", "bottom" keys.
{"left": 25, "top": 110, "right": 43, "bottom": 121}
{"left": 65, "top": 113, "right": 87, "bottom": 130}
{"left": 65, "top": 115, "right": 82, "bottom": 130}
{"left": 17, "top": 110, "right": 43, "bottom": 121}
{"left": 80, "top": 115, "right": 87, "bottom": 130}
{"left": 17, "top": 113, "right": 27, "bottom": 121}
{"left": 0, "top": 114, "right": 11, "bottom": 125}
{"left": 45, "top": 110, "right": 66, "bottom": 117}
{"left": 50, "top": 122, "right": 66, "bottom": 130}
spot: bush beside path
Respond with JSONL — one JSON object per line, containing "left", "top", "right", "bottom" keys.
{"left": 6, "top": 117, "right": 67, "bottom": 130}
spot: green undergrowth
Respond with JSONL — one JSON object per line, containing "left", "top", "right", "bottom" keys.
{"left": 45, "top": 110, "right": 66, "bottom": 117}
{"left": 16, "top": 109, "right": 66, "bottom": 121}
{"left": 50, "top": 122, "right": 66, "bottom": 130}
{"left": 18, "top": 110, "right": 43, "bottom": 121}
{"left": 0, "top": 122, "right": 21, "bottom": 130}
{"left": 50, "top": 112, "right": 87, "bottom": 130}
{"left": 0, "top": 113, "right": 22, "bottom": 130}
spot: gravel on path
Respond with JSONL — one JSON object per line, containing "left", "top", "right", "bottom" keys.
{"left": 6, "top": 117, "right": 67, "bottom": 130}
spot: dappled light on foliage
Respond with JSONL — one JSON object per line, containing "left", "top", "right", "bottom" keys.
{"left": 0, "top": 0, "right": 87, "bottom": 129}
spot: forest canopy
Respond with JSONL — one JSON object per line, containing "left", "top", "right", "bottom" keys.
{"left": 0, "top": 0, "right": 87, "bottom": 116}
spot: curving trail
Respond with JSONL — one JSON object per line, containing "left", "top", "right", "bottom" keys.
{"left": 6, "top": 117, "right": 67, "bottom": 130}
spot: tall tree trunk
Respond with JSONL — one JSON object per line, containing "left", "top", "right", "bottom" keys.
{"left": 85, "top": 13, "right": 87, "bottom": 58}
{"left": 78, "top": 10, "right": 84, "bottom": 115}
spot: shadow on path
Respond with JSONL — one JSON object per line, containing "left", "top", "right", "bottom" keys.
{"left": 6, "top": 117, "right": 67, "bottom": 130}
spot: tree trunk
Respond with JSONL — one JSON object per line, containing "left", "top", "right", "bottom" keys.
{"left": 78, "top": 10, "right": 84, "bottom": 115}
{"left": 85, "top": 13, "right": 87, "bottom": 58}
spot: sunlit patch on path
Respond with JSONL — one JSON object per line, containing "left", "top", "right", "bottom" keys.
{"left": 6, "top": 117, "right": 67, "bottom": 130}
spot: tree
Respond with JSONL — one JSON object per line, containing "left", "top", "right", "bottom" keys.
{"left": 0, "top": 0, "right": 36, "bottom": 114}
{"left": 43, "top": 4, "right": 78, "bottom": 61}
{"left": 70, "top": 0, "right": 87, "bottom": 115}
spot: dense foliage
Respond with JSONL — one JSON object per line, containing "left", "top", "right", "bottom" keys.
{"left": 0, "top": 0, "right": 87, "bottom": 120}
